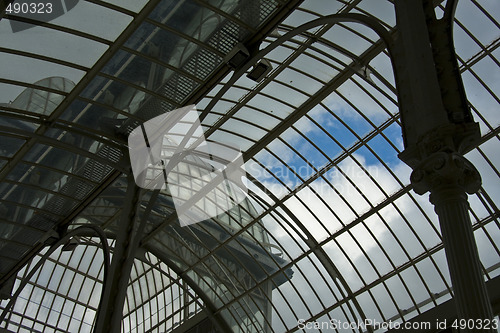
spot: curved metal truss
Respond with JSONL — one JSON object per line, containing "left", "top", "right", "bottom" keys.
{"left": 0, "top": 0, "right": 499, "bottom": 332}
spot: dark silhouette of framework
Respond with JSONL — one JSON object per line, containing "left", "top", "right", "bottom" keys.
{"left": 0, "top": 0, "right": 498, "bottom": 332}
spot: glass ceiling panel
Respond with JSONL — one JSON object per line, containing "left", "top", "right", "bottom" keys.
{"left": 6, "top": 1, "right": 132, "bottom": 41}
{"left": 233, "top": 106, "right": 282, "bottom": 131}
{"left": 355, "top": 0, "right": 396, "bottom": 27}
{"left": 1, "top": 0, "right": 499, "bottom": 332}
{"left": 244, "top": 95, "right": 295, "bottom": 120}
{"left": 463, "top": 69, "right": 500, "bottom": 131}
{"left": 300, "top": 48, "right": 344, "bottom": 77}
{"left": 311, "top": 40, "right": 354, "bottom": 68}
{"left": 274, "top": 68, "right": 324, "bottom": 95}
{"left": 281, "top": 7, "right": 321, "bottom": 28}
{"left": 0, "top": 54, "right": 84, "bottom": 100}
{"left": 1, "top": 184, "right": 77, "bottom": 212}
{"left": 63, "top": 3, "right": 132, "bottom": 41}
{"left": 321, "top": 24, "right": 374, "bottom": 56}
{"left": 0, "top": 136, "right": 25, "bottom": 159}
{"left": 0, "top": 24, "right": 106, "bottom": 68}
{"left": 265, "top": 44, "right": 295, "bottom": 65}
{"left": 100, "top": 0, "right": 148, "bottom": 13}
{"left": 455, "top": 0, "right": 499, "bottom": 47}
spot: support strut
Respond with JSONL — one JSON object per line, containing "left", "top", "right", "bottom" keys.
{"left": 394, "top": 0, "right": 495, "bottom": 330}
{"left": 93, "top": 176, "right": 143, "bottom": 333}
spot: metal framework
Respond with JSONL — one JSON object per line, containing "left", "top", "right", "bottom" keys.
{"left": 0, "top": 0, "right": 499, "bottom": 332}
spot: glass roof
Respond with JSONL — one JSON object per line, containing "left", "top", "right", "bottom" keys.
{"left": 0, "top": 0, "right": 499, "bottom": 332}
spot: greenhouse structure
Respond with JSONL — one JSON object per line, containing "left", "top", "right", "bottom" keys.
{"left": 0, "top": 0, "right": 499, "bottom": 332}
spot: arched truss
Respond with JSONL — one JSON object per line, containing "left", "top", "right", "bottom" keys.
{"left": 0, "top": 0, "right": 499, "bottom": 332}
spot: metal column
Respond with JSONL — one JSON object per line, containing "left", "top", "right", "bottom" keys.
{"left": 393, "top": 0, "right": 495, "bottom": 330}
{"left": 94, "top": 175, "right": 143, "bottom": 333}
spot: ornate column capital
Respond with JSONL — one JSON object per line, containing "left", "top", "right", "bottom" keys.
{"left": 409, "top": 151, "right": 481, "bottom": 197}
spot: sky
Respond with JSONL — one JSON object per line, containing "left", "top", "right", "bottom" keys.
{"left": 0, "top": 0, "right": 499, "bottom": 332}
